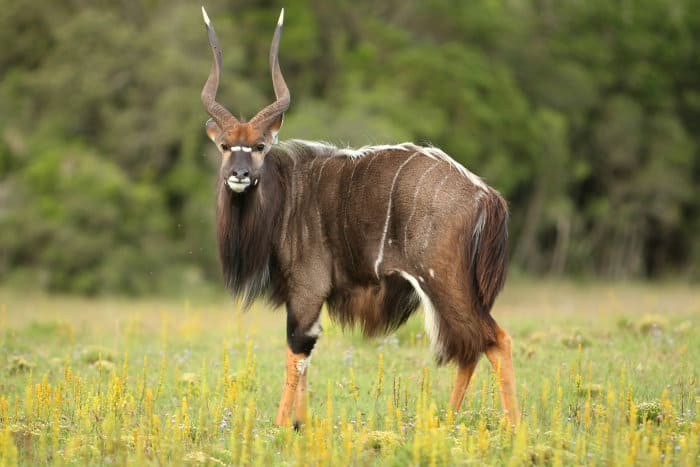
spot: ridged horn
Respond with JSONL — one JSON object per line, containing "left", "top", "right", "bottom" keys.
{"left": 201, "top": 7, "right": 239, "bottom": 129}
{"left": 250, "top": 9, "right": 290, "bottom": 128}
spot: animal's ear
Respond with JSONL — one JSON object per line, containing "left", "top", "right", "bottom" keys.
{"left": 205, "top": 118, "right": 222, "bottom": 143}
{"left": 264, "top": 114, "right": 284, "bottom": 144}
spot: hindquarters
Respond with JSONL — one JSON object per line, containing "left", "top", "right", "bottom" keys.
{"left": 400, "top": 189, "right": 509, "bottom": 366}
{"left": 326, "top": 187, "right": 508, "bottom": 367}
{"left": 397, "top": 271, "right": 497, "bottom": 366}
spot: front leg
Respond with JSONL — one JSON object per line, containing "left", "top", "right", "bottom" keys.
{"left": 275, "top": 298, "right": 322, "bottom": 428}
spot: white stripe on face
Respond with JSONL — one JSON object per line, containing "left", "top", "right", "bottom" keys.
{"left": 230, "top": 146, "right": 253, "bottom": 152}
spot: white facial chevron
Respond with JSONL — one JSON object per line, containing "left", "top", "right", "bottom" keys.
{"left": 230, "top": 146, "right": 253, "bottom": 153}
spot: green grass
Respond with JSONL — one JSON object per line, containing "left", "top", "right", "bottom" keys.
{"left": 0, "top": 280, "right": 698, "bottom": 465}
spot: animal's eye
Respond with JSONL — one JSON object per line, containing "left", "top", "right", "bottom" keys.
{"left": 220, "top": 144, "right": 229, "bottom": 152}
{"left": 255, "top": 144, "right": 265, "bottom": 152}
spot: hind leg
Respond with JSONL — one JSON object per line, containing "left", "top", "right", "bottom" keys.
{"left": 449, "top": 358, "right": 479, "bottom": 411}
{"left": 485, "top": 325, "right": 520, "bottom": 425}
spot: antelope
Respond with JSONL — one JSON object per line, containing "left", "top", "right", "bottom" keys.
{"left": 200, "top": 7, "right": 520, "bottom": 428}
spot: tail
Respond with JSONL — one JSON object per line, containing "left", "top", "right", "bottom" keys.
{"left": 471, "top": 190, "right": 509, "bottom": 313}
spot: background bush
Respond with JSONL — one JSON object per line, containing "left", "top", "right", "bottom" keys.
{"left": 1, "top": 0, "right": 699, "bottom": 294}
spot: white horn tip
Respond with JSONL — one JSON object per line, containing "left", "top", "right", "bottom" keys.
{"left": 278, "top": 8, "right": 284, "bottom": 26}
{"left": 201, "top": 6, "right": 211, "bottom": 26}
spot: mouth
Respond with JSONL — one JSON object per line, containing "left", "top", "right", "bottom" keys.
{"left": 226, "top": 175, "right": 258, "bottom": 193}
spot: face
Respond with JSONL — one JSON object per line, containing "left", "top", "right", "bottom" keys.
{"left": 206, "top": 120, "right": 277, "bottom": 194}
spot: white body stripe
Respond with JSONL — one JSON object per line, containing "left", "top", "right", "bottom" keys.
{"left": 316, "top": 156, "right": 333, "bottom": 184}
{"left": 421, "top": 173, "right": 451, "bottom": 253}
{"left": 403, "top": 161, "right": 441, "bottom": 255}
{"left": 344, "top": 161, "right": 359, "bottom": 267}
{"left": 399, "top": 271, "right": 443, "bottom": 359}
{"left": 374, "top": 152, "right": 420, "bottom": 277}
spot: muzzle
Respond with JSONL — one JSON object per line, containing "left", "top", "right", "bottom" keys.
{"left": 226, "top": 175, "right": 259, "bottom": 193}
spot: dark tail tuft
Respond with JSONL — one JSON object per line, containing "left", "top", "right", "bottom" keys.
{"left": 472, "top": 191, "right": 509, "bottom": 313}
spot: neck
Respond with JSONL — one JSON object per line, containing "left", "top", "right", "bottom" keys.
{"left": 216, "top": 156, "right": 286, "bottom": 305}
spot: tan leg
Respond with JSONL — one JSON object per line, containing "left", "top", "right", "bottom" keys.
{"left": 293, "top": 370, "right": 308, "bottom": 429}
{"left": 449, "top": 359, "right": 479, "bottom": 411}
{"left": 485, "top": 326, "right": 520, "bottom": 425}
{"left": 275, "top": 346, "right": 308, "bottom": 426}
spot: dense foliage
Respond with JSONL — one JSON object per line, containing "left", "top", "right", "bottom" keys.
{"left": 1, "top": 0, "right": 699, "bottom": 294}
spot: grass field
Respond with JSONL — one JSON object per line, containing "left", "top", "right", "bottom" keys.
{"left": 0, "top": 281, "right": 698, "bottom": 465}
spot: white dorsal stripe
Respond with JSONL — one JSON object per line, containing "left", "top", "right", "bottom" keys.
{"left": 294, "top": 140, "right": 488, "bottom": 190}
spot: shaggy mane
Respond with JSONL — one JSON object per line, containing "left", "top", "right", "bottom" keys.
{"left": 216, "top": 157, "right": 284, "bottom": 307}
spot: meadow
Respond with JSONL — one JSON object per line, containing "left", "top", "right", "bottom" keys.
{"left": 0, "top": 281, "right": 698, "bottom": 465}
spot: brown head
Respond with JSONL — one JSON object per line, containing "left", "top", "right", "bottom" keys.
{"left": 201, "top": 7, "right": 289, "bottom": 194}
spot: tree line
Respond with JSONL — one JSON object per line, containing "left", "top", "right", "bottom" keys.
{"left": 1, "top": 0, "right": 698, "bottom": 295}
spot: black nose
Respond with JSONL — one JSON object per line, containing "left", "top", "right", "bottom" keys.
{"left": 232, "top": 169, "right": 250, "bottom": 178}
